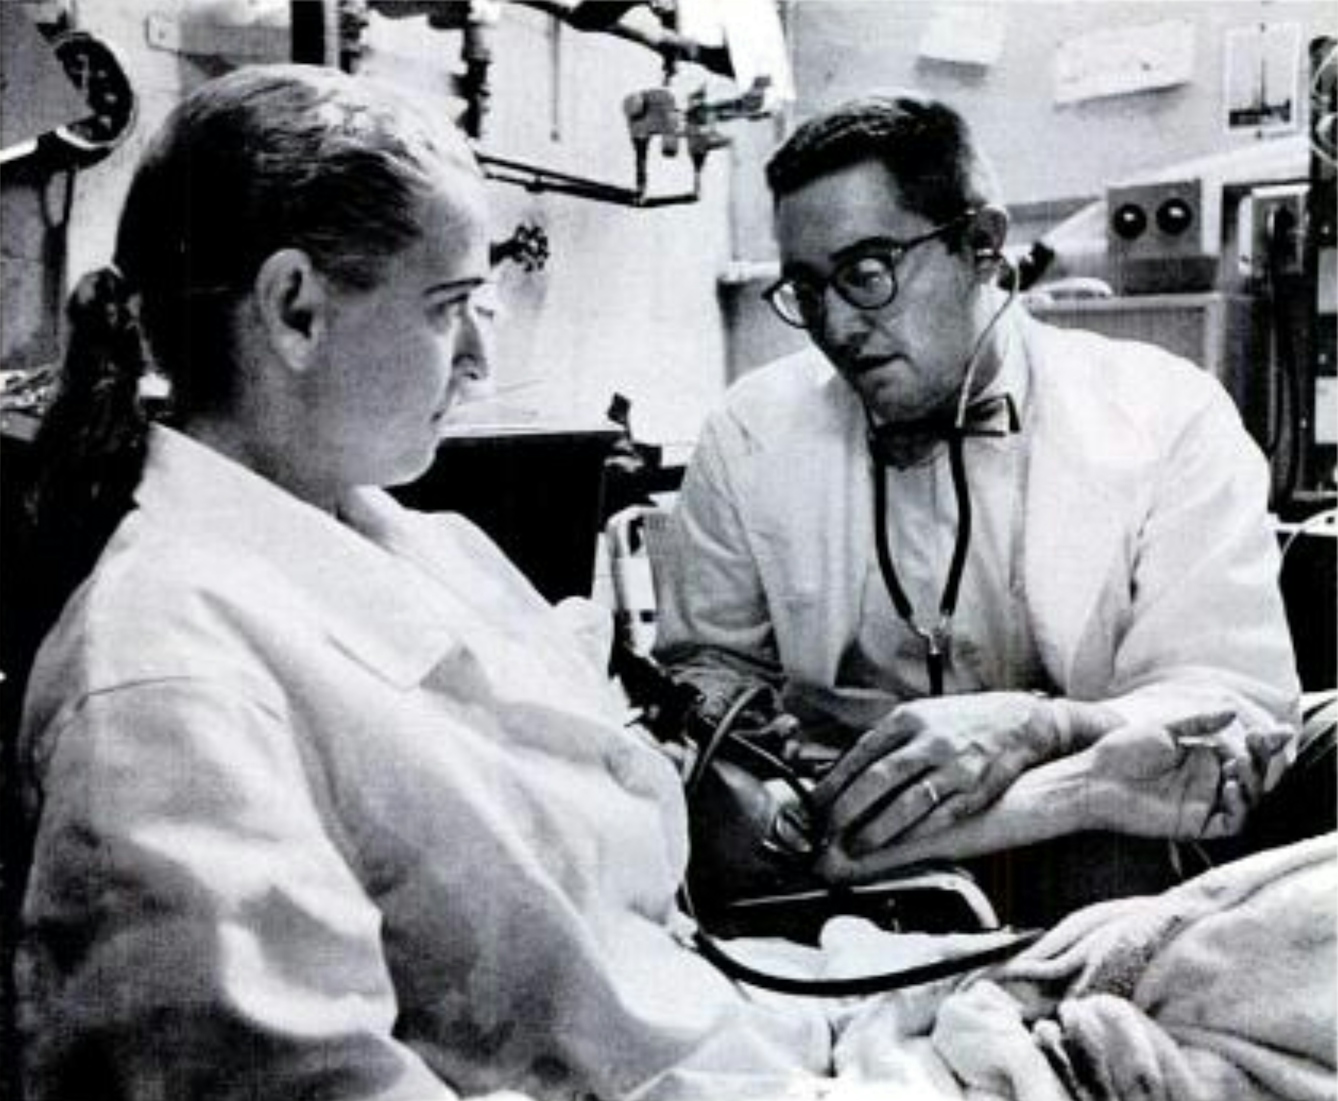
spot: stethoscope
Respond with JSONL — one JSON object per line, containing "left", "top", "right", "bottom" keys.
{"left": 865, "top": 266, "right": 1019, "bottom": 697}
{"left": 868, "top": 424, "right": 972, "bottom": 697}
{"left": 674, "top": 267, "right": 1049, "bottom": 997}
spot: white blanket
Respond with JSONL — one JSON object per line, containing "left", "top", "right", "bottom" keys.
{"left": 823, "top": 836, "right": 1335, "bottom": 1101}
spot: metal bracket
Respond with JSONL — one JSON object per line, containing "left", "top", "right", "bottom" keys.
{"left": 477, "top": 152, "right": 697, "bottom": 208}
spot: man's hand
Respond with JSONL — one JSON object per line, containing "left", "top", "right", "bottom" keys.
{"left": 812, "top": 710, "right": 1293, "bottom": 882}
{"left": 811, "top": 692, "right": 1093, "bottom": 858}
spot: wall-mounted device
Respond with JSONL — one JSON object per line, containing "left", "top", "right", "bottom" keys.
{"left": 622, "top": 77, "right": 769, "bottom": 202}
{"left": 1237, "top": 183, "right": 1309, "bottom": 281}
{"left": 0, "top": 8, "right": 136, "bottom": 169}
{"left": 1298, "top": 35, "right": 1336, "bottom": 503}
{"left": 1107, "top": 177, "right": 1221, "bottom": 295}
{"left": 365, "top": 0, "right": 778, "bottom": 208}
{"left": 2, "top": 7, "right": 138, "bottom": 382}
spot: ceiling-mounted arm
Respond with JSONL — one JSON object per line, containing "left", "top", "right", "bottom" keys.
{"left": 362, "top": 1, "right": 751, "bottom": 207}
{"left": 562, "top": 2, "right": 647, "bottom": 31}
{"left": 512, "top": 0, "right": 733, "bottom": 78}
{"left": 477, "top": 151, "right": 697, "bottom": 207}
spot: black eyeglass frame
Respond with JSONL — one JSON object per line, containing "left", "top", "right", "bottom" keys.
{"left": 763, "top": 210, "right": 975, "bottom": 331}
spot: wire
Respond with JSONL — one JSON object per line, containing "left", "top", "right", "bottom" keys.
{"left": 679, "top": 682, "right": 1045, "bottom": 997}
{"left": 953, "top": 256, "right": 1019, "bottom": 430}
{"left": 691, "top": 921, "right": 1043, "bottom": 998}
{"left": 1310, "top": 42, "right": 1338, "bottom": 169}
{"left": 870, "top": 272, "right": 1016, "bottom": 697}
{"left": 724, "top": 735, "right": 818, "bottom": 820}
{"left": 1279, "top": 508, "right": 1337, "bottom": 569}
{"left": 1264, "top": 205, "right": 1303, "bottom": 512}
{"left": 684, "top": 684, "right": 773, "bottom": 797}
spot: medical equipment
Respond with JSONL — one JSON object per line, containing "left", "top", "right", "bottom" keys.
{"left": 0, "top": 10, "right": 137, "bottom": 170}
{"left": 1107, "top": 177, "right": 1222, "bottom": 295}
{"left": 611, "top": 644, "right": 822, "bottom": 902}
{"left": 613, "top": 641, "right": 1042, "bottom": 996}
{"left": 757, "top": 209, "right": 1023, "bottom": 695}
{"left": 365, "top": 1, "right": 776, "bottom": 207}
{"left": 618, "top": 77, "right": 773, "bottom": 204}
{"left": 864, "top": 252, "right": 1020, "bottom": 696}
{"left": 683, "top": 685, "right": 827, "bottom": 886}
{"left": 870, "top": 427, "right": 969, "bottom": 699}
{"left": 1030, "top": 63, "right": 1336, "bottom": 508}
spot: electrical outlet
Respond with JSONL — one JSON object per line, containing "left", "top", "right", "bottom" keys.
{"left": 1237, "top": 183, "right": 1309, "bottom": 280}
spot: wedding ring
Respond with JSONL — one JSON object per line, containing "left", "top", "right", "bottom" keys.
{"left": 921, "top": 778, "right": 941, "bottom": 807}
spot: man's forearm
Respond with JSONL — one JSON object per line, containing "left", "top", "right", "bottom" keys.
{"left": 1038, "top": 697, "right": 1125, "bottom": 755}
{"left": 818, "top": 752, "right": 1101, "bottom": 878}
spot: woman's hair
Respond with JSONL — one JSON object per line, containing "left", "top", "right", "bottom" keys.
{"left": 27, "top": 64, "right": 479, "bottom": 622}
{"left": 764, "top": 93, "right": 998, "bottom": 236}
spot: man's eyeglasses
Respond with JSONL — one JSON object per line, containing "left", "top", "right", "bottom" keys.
{"left": 763, "top": 213, "right": 971, "bottom": 331}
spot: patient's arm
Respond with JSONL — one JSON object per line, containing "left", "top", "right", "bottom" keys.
{"left": 816, "top": 716, "right": 1283, "bottom": 882}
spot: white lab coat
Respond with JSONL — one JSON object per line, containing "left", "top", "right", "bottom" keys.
{"left": 654, "top": 312, "right": 1299, "bottom": 737}
{"left": 18, "top": 427, "right": 836, "bottom": 1101}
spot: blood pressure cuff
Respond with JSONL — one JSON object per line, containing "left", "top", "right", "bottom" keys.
{"left": 611, "top": 645, "right": 823, "bottom": 913}
{"left": 685, "top": 750, "right": 825, "bottom": 916}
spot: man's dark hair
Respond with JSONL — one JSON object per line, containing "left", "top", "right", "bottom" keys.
{"left": 765, "top": 94, "right": 996, "bottom": 233}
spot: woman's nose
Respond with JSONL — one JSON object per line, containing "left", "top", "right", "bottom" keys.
{"left": 453, "top": 303, "right": 494, "bottom": 384}
{"left": 453, "top": 355, "right": 489, "bottom": 385}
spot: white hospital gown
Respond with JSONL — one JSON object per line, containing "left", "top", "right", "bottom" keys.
{"left": 18, "top": 425, "right": 839, "bottom": 1101}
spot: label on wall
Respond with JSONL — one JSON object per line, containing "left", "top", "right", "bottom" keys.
{"left": 1054, "top": 19, "right": 1196, "bottom": 105}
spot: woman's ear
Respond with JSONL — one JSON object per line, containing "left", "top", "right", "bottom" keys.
{"left": 253, "top": 249, "right": 328, "bottom": 373}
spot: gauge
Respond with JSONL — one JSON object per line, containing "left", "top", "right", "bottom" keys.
{"left": 50, "top": 30, "right": 137, "bottom": 157}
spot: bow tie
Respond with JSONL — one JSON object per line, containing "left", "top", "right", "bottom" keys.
{"left": 867, "top": 393, "right": 1020, "bottom": 467}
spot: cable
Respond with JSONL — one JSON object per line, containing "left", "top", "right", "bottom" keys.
{"left": 872, "top": 439, "right": 967, "bottom": 697}
{"left": 691, "top": 921, "right": 1043, "bottom": 998}
{"left": 724, "top": 735, "right": 818, "bottom": 820}
{"left": 942, "top": 434, "right": 973, "bottom": 620}
{"left": 868, "top": 274, "right": 1018, "bottom": 696}
{"left": 680, "top": 686, "right": 1043, "bottom": 997}
{"left": 1264, "top": 205, "right": 1303, "bottom": 511}
{"left": 1310, "top": 41, "right": 1338, "bottom": 170}
{"left": 953, "top": 256, "right": 1019, "bottom": 430}
{"left": 684, "top": 684, "right": 773, "bottom": 797}
{"left": 1279, "top": 507, "right": 1337, "bottom": 569}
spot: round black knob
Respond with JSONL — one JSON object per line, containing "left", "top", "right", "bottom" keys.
{"left": 1156, "top": 198, "right": 1195, "bottom": 236}
{"left": 1111, "top": 203, "right": 1148, "bottom": 240}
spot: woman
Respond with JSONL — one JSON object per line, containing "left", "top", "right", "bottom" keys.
{"left": 16, "top": 62, "right": 856, "bottom": 1101}
{"left": 15, "top": 65, "right": 1319, "bottom": 1101}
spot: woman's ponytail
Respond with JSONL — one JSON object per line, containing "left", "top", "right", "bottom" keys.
{"left": 26, "top": 265, "right": 153, "bottom": 622}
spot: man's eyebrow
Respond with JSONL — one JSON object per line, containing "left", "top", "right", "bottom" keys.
{"left": 781, "top": 237, "right": 899, "bottom": 281}
{"left": 829, "top": 235, "right": 901, "bottom": 265}
{"left": 424, "top": 277, "right": 486, "bottom": 296}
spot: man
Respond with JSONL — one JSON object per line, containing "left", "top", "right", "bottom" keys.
{"left": 654, "top": 94, "right": 1302, "bottom": 921}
